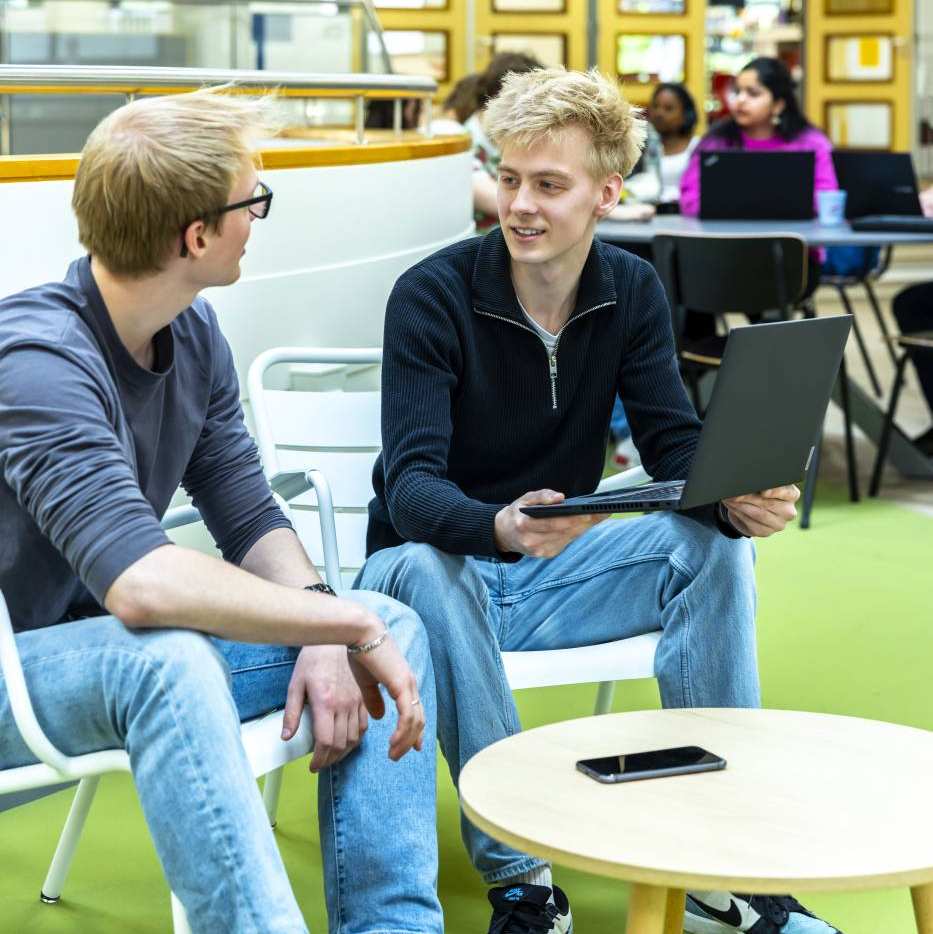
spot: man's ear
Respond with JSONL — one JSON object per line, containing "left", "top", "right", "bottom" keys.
{"left": 595, "top": 173, "right": 624, "bottom": 218}
{"left": 182, "top": 219, "right": 208, "bottom": 259}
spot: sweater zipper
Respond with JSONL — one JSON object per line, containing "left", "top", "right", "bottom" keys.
{"left": 475, "top": 300, "right": 614, "bottom": 410}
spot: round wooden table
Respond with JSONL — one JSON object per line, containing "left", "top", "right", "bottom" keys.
{"left": 459, "top": 708, "right": 933, "bottom": 934}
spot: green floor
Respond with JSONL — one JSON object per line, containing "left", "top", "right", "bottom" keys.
{"left": 2, "top": 484, "right": 931, "bottom": 933}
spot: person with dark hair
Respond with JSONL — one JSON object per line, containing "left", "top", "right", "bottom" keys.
{"left": 679, "top": 57, "right": 836, "bottom": 326}
{"left": 679, "top": 57, "right": 837, "bottom": 221}
{"left": 443, "top": 72, "right": 482, "bottom": 125}
{"left": 466, "top": 52, "right": 543, "bottom": 230}
{"left": 365, "top": 96, "right": 423, "bottom": 130}
{"left": 626, "top": 82, "right": 699, "bottom": 208}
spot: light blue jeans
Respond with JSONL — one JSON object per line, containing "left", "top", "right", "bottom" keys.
{"left": 356, "top": 512, "right": 759, "bottom": 884}
{"left": 0, "top": 590, "right": 442, "bottom": 934}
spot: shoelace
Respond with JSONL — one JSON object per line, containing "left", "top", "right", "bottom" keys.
{"left": 495, "top": 900, "right": 559, "bottom": 934}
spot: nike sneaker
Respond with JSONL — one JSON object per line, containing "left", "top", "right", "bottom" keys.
{"left": 488, "top": 883, "right": 573, "bottom": 934}
{"left": 684, "top": 891, "right": 842, "bottom": 933}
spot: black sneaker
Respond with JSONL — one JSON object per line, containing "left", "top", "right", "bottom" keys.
{"left": 684, "top": 891, "right": 842, "bottom": 933}
{"left": 487, "top": 883, "right": 573, "bottom": 934}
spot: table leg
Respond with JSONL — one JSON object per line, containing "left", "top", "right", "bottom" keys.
{"left": 912, "top": 883, "right": 933, "bottom": 934}
{"left": 663, "top": 889, "right": 686, "bottom": 934}
{"left": 626, "top": 883, "right": 668, "bottom": 934}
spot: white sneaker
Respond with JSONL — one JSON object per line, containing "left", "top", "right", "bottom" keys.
{"left": 612, "top": 437, "right": 641, "bottom": 470}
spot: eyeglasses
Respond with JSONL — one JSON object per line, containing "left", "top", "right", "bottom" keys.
{"left": 179, "top": 180, "right": 273, "bottom": 257}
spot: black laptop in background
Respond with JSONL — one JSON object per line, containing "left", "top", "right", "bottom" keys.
{"left": 699, "top": 151, "right": 815, "bottom": 220}
{"left": 831, "top": 151, "right": 922, "bottom": 219}
{"left": 520, "top": 316, "right": 852, "bottom": 518}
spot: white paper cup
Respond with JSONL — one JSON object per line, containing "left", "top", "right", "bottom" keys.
{"left": 817, "top": 189, "right": 847, "bottom": 226}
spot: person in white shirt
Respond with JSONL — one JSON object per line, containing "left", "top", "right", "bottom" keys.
{"left": 624, "top": 82, "right": 699, "bottom": 210}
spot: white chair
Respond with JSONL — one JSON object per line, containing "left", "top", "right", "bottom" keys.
{"left": 247, "top": 347, "right": 661, "bottom": 722}
{"left": 0, "top": 505, "right": 315, "bottom": 934}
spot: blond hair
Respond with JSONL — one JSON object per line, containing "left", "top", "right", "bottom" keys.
{"left": 72, "top": 88, "right": 279, "bottom": 278}
{"left": 484, "top": 67, "right": 646, "bottom": 180}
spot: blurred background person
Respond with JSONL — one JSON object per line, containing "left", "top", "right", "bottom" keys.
{"left": 678, "top": 56, "right": 835, "bottom": 340}
{"left": 466, "top": 51, "right": 542, "bottom": 231}
{"left": 434, "top": 72, "right": 482, "bottom": 133}
{"left": 679, "top": 56, "right": 836, "bottom": 239}
{"left": 624, "top": 82, "right": 699, "bottom": 211}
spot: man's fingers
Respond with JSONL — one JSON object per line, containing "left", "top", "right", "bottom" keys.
{"left": 357, "top": 702, "right": 369, "bottom": 740}
{"left": 309, "top": 709, "right": 335, "bottom": 772}
{"left": 518, "top": 488, "right": 565, "bottom": 505}
{"left": 388, "top": 676, "right": 425, "bottom": 761}
{"left": 281, "top": 677, "right": 306, "bottom": 740}
{"left": 359, "top": 682, "right": 386, "bottom": 720}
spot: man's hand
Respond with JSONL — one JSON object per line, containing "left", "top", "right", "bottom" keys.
{"left": 347, "top": 632, "right": 426, "bottom": 762}
{"left": 282, "top": 645, "right": 368, "bottom": 773}
{"left": 494, "top": 489, "right": 604, "bottom": 558}
{"left": 722, "top": 485, "right": 800, "bottom": 537}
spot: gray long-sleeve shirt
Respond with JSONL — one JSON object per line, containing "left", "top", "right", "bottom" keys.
{"left": 0, "top": 257, "right": 290, "bottom": 633}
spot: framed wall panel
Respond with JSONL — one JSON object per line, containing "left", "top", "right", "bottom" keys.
{"left": 491, "top": 31, "right": 566, "bottom": 66}
{"left": 825, "top": 0, "right": 893, "bottom": 14}
{"left": 380, "top": 29, "right": 450, "bottom": 82}
{"left": 618, "top": 0, "right": 685, "bottom": 12}
{"left": 372, "top": 0, "right": 448, "bottom": 9}
{"left": 492, "top": 0, "right": 566, "bottom": 12}
{"left": 616, "top": 33, "right": 686, "bottom": 84}
{"left": 825, "top": 34, "right": 894, "bottom": 82}
{"left": 825, "top": 100, "right": 893, "bottom": 148}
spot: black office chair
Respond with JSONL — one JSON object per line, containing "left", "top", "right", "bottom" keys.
{"left": 652, "top": 232, "right": 858, "bottom": 529}
{"left": 869, "top": 331, "right": 933, "bottom": 497}
{"left": 818, "top": 246, "right": 896, "bottom": 398}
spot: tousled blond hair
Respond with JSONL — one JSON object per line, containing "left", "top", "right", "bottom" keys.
{"left": 72, "top": 88, "right": 278, "bottom": 278}
{"left": 484, "top": 67, "right": 646, "bottom": 180}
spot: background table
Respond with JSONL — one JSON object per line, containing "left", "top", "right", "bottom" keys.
{"left": 596, "top": 216, "right": 933, "bottom": 481}
{"left": 460, "top": 708, "right": 933, "bottom": 934}
{"left": 598, "top": 215, "right": 933, "bottom": 249}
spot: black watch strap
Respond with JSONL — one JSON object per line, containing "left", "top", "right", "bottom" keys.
{"left": 304, "top": 583, "right": 337, "bottom": 597}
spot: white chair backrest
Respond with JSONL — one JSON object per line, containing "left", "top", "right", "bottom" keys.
{"left": 249, "top": 349, "right": 383, "bottom": 589}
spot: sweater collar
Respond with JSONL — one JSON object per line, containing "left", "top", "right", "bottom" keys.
{"left": 471, "top": 227, "right": 617, "bottom": 324}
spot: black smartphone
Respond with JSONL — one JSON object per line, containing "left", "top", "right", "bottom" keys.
{"left": 575, "top": 745, "right": 726, "bottom": 784}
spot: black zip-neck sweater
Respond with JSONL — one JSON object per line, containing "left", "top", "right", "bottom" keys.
{"left": 367, "top": 228, "right": 720, "bottom": 557}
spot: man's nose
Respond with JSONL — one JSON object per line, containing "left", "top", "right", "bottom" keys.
{"left": 512, "top": 183, "right": 537, "bottom": 214}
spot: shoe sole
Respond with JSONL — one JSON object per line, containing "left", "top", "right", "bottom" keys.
{"left": 682, "top": 911, "right": 736, "bottom": 934}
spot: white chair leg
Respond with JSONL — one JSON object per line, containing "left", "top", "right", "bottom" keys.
{"left": 594, "top": 681, "right": 616, "bottom": 716}
{"left": 263, "top": 767, "right": 284, "bottom": 828}
{"left": 171, "top": 892, "right": 192, "bottom": 934}
{"left": 41, "top": 776, "right": 100, "bottom": 903}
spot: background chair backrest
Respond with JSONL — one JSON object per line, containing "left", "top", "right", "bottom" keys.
{"left": 250, "top": 349, "right": 383, "bottom": 589}
{"left": 653, "top": 233, "right": 808, "bottom": 341}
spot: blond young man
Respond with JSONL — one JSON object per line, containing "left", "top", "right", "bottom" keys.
{"left": 0, "top": 91, "right": 443, "bottom": 933}
{"left": 358, "top": 69, "right": 841, "bottom": 934}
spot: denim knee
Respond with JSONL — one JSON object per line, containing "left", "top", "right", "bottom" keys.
{"left": 137, "top": 628, "right": 232, "bottom": 698}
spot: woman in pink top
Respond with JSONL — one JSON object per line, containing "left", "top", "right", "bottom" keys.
{"left": 680, "top": 57, "right": 837, "bottom": 220}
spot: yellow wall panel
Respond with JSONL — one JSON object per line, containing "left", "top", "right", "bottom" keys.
{"left": 806, "top": 1, "right": 913, "bottom": 150}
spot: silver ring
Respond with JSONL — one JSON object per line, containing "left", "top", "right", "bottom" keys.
{"left": 411, "top": 698, "right": 422, "bottom": 706}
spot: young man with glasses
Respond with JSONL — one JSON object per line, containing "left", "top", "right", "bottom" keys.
{"left": 358, "top": 68, "right": 842, "bottom": 934}
{"left": 0, "top": 90, "right": 442, "bottom": 933}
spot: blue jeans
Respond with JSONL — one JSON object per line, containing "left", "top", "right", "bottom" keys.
{"left": 0, "top": 590, "right": 442, "bottom": 934}
{"left": 356, "top": 512, "right": 759, "bottom": 884}
{"left": 610, "top": 396, "right": 631, "bottom": 442}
